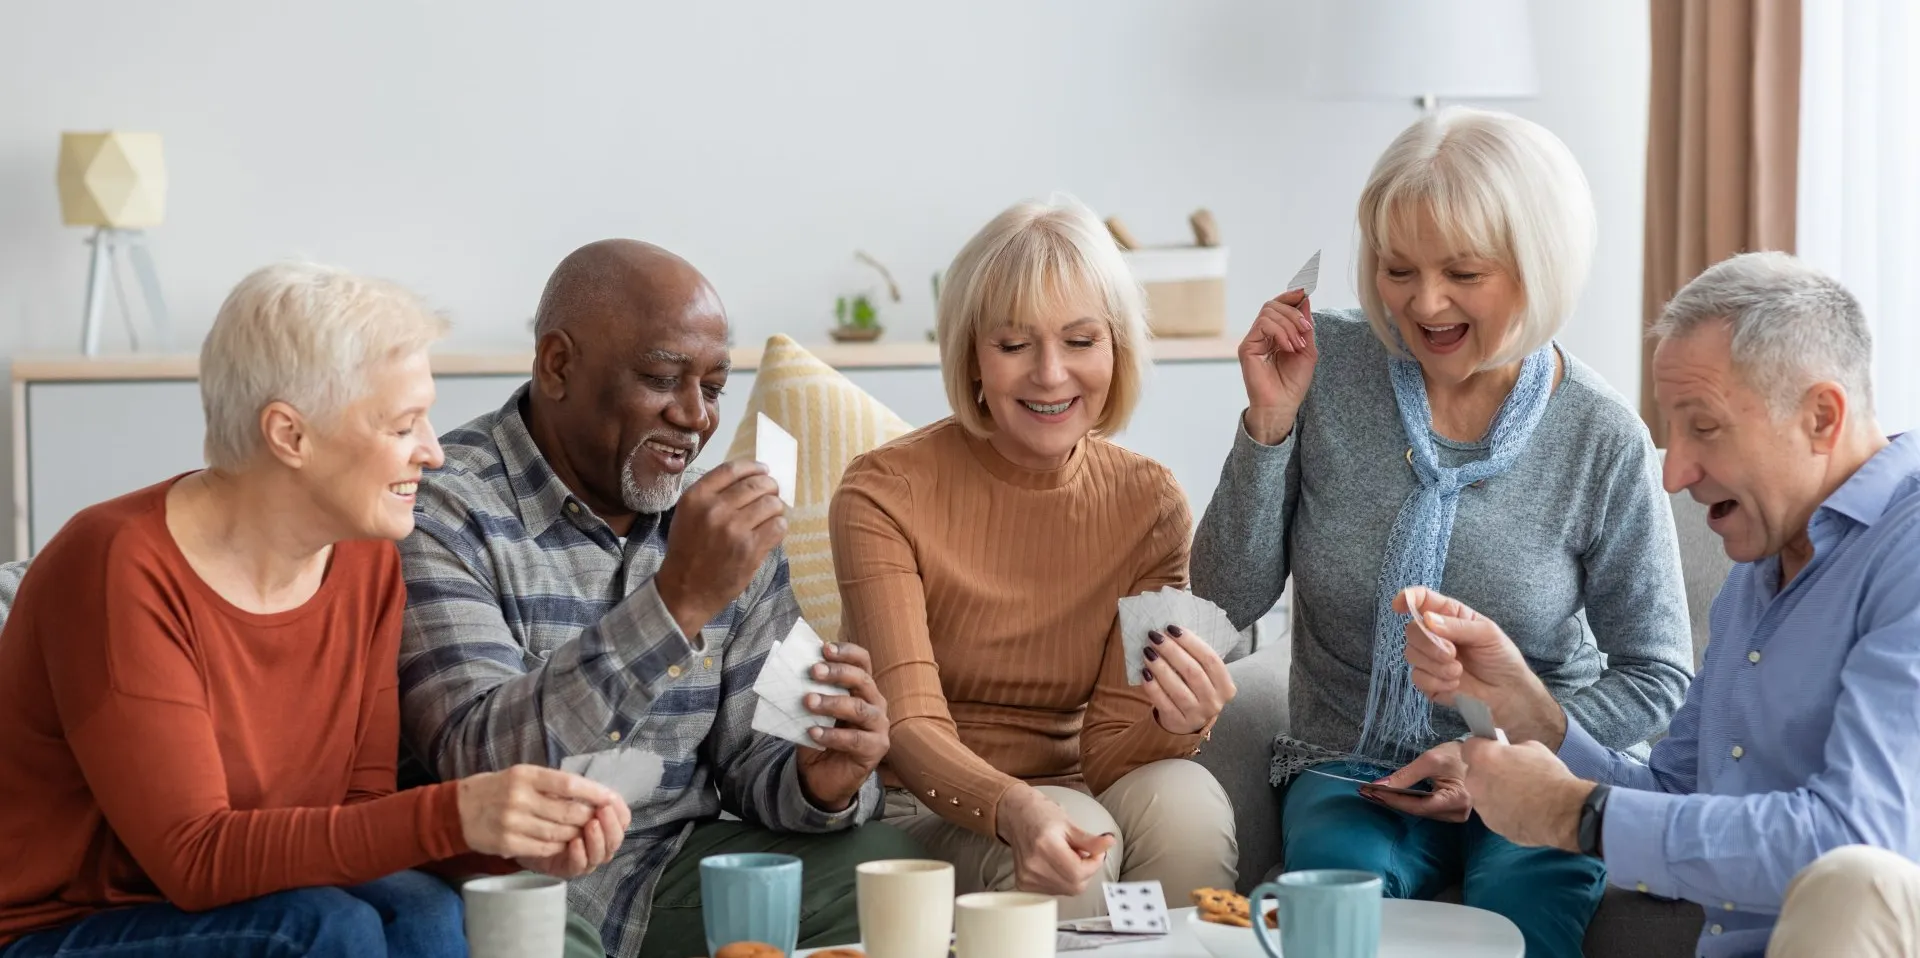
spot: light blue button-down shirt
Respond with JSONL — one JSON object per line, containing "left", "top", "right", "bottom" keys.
{"left": 1560, "top": 431, "right": 1920, "bottom": 958}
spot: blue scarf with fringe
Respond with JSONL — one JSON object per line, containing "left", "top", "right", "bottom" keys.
{"left": 1352, "top": 342, "right": 1556, "bottom": 763}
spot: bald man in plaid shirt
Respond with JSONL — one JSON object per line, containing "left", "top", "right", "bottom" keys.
{"left": 397, "top": 240, "right": 921, "bottom": 958}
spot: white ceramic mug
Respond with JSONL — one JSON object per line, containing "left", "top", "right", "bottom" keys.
{"left": 462, "top": 873, "right": 568, "bottom": 958}
{"left": 954, "top": 891, "right": 1056, "bottom": 958}
{"left": 857, "top": 860, "right": 955, "bottom": 958}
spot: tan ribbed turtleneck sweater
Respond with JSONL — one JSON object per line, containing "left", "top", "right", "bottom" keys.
{"left": 829, "top": 418, "right": 1207, "bottom": 838}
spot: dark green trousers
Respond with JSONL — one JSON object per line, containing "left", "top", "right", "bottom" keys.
{"left": 636, "top": 820, "right": 925, "bottom": 958}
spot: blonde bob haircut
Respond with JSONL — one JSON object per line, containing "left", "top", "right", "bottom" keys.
{"left": 1356, "top": 106, "right": 1596, "bottom": 366}
{"left": 200, "top": 262, "right": 449, "bottom": 471}
{"left": 936, "top": 195, "right": 1151, "bottom": 437}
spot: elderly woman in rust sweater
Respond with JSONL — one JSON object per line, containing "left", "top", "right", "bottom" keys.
{"left": 830, "top": 196, "right": 1239, "bottom": 918}
{"left": 0, "top": 264, "right": 629, "bottom": 958}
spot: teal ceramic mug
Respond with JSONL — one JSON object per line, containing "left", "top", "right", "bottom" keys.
{"left": 700, "top": 853, "right": 803, "bottom": 956}
{"left": 1250, "top": 869, "right": 1383, "bottom": 958}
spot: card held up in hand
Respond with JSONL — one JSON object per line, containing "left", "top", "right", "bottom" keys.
{"left": 1285, "top": 249, "right": 1321, "bottom": 298}
{"left": 755, "top": 412, "right": 799, "bottom": 509}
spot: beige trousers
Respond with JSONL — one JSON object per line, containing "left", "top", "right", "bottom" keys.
{"left": 880, "top": 759, "right": 1238, "bottom": 920}
{"left": 1767, "top": 845, "right": 1920, "bottom": 958}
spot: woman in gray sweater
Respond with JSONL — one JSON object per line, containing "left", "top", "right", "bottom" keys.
{"left": 1192, "top": 108, "right": 1693, "bottom": 956}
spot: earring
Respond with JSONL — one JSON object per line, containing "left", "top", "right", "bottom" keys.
{"left": 975, "top": 383, "right": 985, "bottom": 405}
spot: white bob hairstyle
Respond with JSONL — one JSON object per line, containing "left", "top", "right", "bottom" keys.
{"left": 1356, "top": 106, "right": 1597, "bottom": 366}
{"left": 199, "top": 262, "right": 449, "bottom": 470}
{"left": 936, "top": 194, "right": 1151, "bottom": 437}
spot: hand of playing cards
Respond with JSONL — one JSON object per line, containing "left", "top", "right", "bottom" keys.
{"left": 751, "top": 618, "right": 845, "bottom": 749}
{"left": 560, "top": 747, "right": 665, "bottom": 805}
{"left": 1115, "top": 587, "right": 1240, "bottom": 686}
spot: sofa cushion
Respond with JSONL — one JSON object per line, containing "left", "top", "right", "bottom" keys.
{"left": 724, "top": 334, "right": 914, "bottom": 644}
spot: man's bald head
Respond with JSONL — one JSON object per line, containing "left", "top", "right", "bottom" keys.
{"left": 532, "top": 239, "right": 723, "bottom": 342}
{"left": 525, "top": 238, "right": 734, "bottom": 533}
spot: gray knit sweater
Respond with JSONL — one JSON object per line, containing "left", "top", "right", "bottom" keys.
{"left": 1192, "top": 310, "right": 1693, "bottom": 780}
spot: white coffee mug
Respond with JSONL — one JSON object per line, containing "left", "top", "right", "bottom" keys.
{"left": 463, "top": 873, "right": 568, "bottom": 958}
{"left": 954, "top": 891, "right": 1056, "bottom": 958}
{"left": 857, "top": 860, "right": 955, "bottom": 958}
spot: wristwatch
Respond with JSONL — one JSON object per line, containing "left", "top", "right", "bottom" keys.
{"left": 1577, "top": 783, "right": 1612, "bottom": 858}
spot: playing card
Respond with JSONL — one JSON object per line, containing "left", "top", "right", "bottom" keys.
{"left": 751, "top": 620, "right": 844, "bottom": 749}
{"left": 1455, "top": 692, "right": 1507, "bottom": 743}
{"left": 1285, "top": 249, "right": 1321, "bottom": 298}
{"left": 1101, "top": 881, "right": 1170, "bottom": 934}
{"left": 1300, "top": 766, "right": 1433, "bottom": 798}
{"left": 558, "top": 748, "right": 665, "bottom": 804}
{"left": 755, "top": 413, "right": 799, "bottom": 509}
{"left": 1117, "top": 589, "right": 1241, "bottom": 686}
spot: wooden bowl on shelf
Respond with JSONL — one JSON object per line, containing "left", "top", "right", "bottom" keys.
{"left": 828, "top": 325, "right": 884, "bottom": 343}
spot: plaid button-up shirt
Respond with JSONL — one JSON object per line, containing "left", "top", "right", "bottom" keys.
{"left": 397, "top": 384, "right": 879, "bottom": 957}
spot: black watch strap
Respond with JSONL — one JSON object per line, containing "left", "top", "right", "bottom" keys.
{"left": 1578, "top": 783, "right": 1612, "bottom": 858}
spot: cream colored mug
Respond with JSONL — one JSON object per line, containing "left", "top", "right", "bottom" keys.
{"left": 953, "top": 891, "right": 1056, "bottom": 958}
{"left": 856, "top": 860, "right": 955, "bottom": 958}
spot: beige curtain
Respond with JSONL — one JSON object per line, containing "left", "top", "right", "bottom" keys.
{"left": 1641, "top": 0, "right": 1801, "bottom": 434}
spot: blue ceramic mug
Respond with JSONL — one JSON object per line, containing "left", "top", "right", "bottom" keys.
{"left": 700, "top": 853, "right": 803, "bottom": 956}
{"left": 1250, "top": 869, "right": 1383, "bottom": 958}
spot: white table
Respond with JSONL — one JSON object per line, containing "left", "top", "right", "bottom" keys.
{"left": 799, "top": 902, "right": 1523, "bottom": 957}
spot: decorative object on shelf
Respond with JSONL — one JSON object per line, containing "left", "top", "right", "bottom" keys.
{"left": 1105, "top": 216, "right": 1141, "bottom": 251}
{"left": 1309, "top": 0, "right": 1538, "bottom": 114}
{"left": 1189, "top": 209, "right": 1222, "bottom": 247}
{"left": 927, "top": 271, "right": 942, "bottom": 342}
{"left": 830, "top": 250, "right": 900, "bottom": 343}
{"left": 1114, "top": 208, "right": 1230, "bottom": 338}
{"left": 56, "top": 131, "right": 172, "bottom": 356}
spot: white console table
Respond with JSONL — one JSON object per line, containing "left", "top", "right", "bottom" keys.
{"left": 12, "top": 337, "right": 1249, "bottom": 558}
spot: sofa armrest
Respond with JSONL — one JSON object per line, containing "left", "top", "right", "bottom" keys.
{"left": 1195, "top": 645, "right": 1289, "bottom": 893}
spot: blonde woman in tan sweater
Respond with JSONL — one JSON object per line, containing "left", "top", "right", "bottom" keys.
{"left": 830, "top": 196, "right": 1239, "bottom": 918}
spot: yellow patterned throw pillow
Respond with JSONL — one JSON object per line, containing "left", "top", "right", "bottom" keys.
{"left": 725, "top": 334, "right": 915, "bottom": 643}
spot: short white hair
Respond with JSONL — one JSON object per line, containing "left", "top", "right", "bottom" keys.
{"left": 1651, "top": 251, "right": 1874, "bottom": 418}
{"left": 200, "top": 262, "right": 449, "bottom": 470}
{"left": 936, "top": 194, "right": 1151, "bottom": 436}
{"left": 1356, "top": 107, "right": 1597, "bottom": 365}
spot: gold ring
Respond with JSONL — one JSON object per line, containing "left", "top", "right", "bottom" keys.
{"left": 1405, "top": 447, "right": 1414, "bottom": 467}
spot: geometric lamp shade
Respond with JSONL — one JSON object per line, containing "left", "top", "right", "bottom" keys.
{"left": 58, "top": 132, "right": 167, "bottom": 229}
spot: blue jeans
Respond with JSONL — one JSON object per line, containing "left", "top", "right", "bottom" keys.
{"left": 1282, "top": 761, "right": 1606, "bottom": 958}
{"left": 2, "top": 870, "right": 465, "bottom": 958}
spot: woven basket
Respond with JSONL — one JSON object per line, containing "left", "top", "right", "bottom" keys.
{"left": 1122, "top": 247, "right": 1229, "bottom": 338}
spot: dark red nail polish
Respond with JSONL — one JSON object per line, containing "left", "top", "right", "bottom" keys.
{"left": 1168, "top": 626, "right": 1185, "bottom": 638}
{"left": 1149, "top": 630, "right": 1165, "bottom": 645}
{"left": 1142, "top": 668, "right": 1155, "bottom": 682}
{"left": 1145, "top": 646, "right": 1159, "bottom": 662}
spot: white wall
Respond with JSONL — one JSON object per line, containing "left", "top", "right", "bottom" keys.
{"left": 0, "top": 0, "right": 1648, "bottom": 559}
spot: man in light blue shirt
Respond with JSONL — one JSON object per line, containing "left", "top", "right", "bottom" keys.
{"left": 1399, "top": 252, "right": 1920, "bottom": 958}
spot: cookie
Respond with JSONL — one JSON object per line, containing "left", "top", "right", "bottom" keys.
{"left": 810, "top": 950, "right": 865, "bottom": 958}
{"left": 714, "top": 942, "right": 783, "bottom": 958}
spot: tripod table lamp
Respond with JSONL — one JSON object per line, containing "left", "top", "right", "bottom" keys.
{"left": 56, "top": 131, "right": 172, "bottom": 355}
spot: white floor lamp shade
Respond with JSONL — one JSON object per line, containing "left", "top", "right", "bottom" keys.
{"left": 1309, "top": 0, "right": 1540, "bottom": 110}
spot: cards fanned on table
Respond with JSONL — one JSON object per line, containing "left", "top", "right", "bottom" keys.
{"left": 751, "top": 618, "right": 845, "bottom": 749}
{"left": 1115, "top": 587, "right": 1240, "bottom": 686}
{"left": 755, "top": 413, "right": 799, "bottom": 509}
{"left": 560, "top": 748, "right": 666, "bottom": 805}
{"left": 1285, "top": 249, "right": 1321, "bottom": 298}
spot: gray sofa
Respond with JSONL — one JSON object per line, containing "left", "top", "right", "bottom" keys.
{"left": 1194, "top": 489, "right": 1732, "bottom": 957}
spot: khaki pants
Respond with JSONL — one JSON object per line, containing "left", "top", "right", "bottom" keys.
{"left": 1767, "top": 845, "right": 1920, "bottom": 958}
{"left": 881, "top": 759, "right": 1238, "bottom": 920}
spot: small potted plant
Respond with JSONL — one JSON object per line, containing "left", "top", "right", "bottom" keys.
{"left": 830, "top": 250, "right": 900, "bottom": 343}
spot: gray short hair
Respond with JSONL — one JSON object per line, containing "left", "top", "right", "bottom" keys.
{"left": 200, "top": 262, "right": 449, "bottom": 469}
{"left": 1650, "top": 251, "right": 1873, "bottom": 419}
